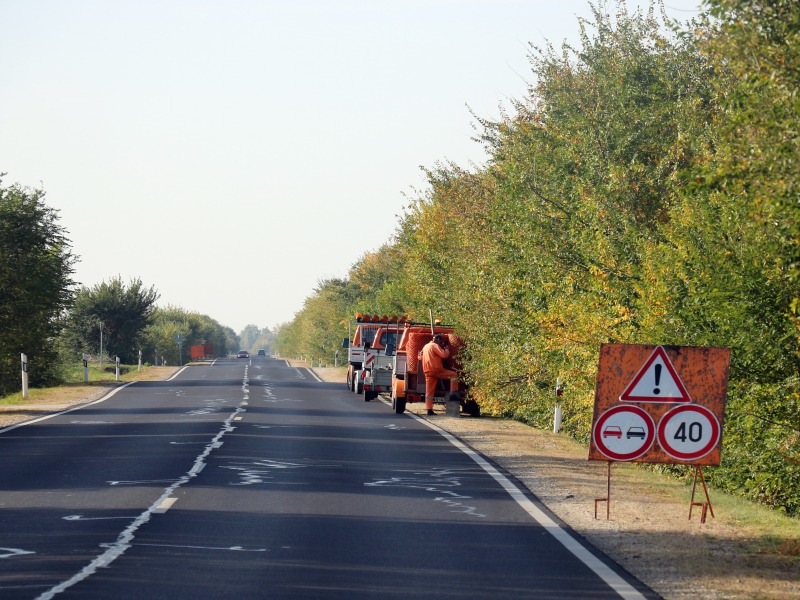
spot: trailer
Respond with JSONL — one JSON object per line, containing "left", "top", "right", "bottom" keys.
{"left": 343, "top": 314, "right": 402, "bottom": 399}
{"left": 389, "top": 324, "right": 479, "bottom": 417}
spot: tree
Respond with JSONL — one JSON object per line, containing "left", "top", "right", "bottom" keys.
{"left": 0, "top": 179, "right": 76, "bottom": 395}
{"left": 273, "top": 278, "right": 356, "bottom": 363}
{"left": 239, "top": 325, "right": 261, "bottom": 352}
{"left": 141, "top": 306, "right": 233, "bottom": 364}
{"left": 67, "top": 277, "right": 159, "bottom": 363}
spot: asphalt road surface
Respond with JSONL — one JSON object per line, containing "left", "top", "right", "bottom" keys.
{"left": 0, "top": 356, "right": 656, "bottom": 599}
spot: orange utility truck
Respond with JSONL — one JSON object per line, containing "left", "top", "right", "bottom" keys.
{"left": 343, "top": 314, "right": 402, "bottom": 400}
{"left": 389, "top": 323, "right": 480, "bottom": 417}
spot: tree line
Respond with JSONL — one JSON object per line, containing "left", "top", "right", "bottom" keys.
{"left": 273, "top": 0, "right": 800, "bottom": 515}
{"left": 0, "top": 178, "right": 240, "bottom": 395}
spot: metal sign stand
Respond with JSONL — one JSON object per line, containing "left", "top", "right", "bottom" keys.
{"left": 689, "top": 466, "right": 715, "bottom": 523}
{"left": 594, "top": 461, "right": 612, "bottom": 519}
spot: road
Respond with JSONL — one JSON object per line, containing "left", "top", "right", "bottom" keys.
{"left": 0, "top": 356, "right": 656, "bottom": 599}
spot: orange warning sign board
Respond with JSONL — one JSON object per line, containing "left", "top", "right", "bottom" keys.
{"left": 589, "top": 344, "right": 730, "bottom": 466}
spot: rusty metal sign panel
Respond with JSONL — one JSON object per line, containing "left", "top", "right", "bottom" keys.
{"left": 589, "top": 344, "right": 731, "bottom": 466}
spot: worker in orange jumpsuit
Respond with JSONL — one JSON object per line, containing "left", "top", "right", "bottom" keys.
{"left": 421, "top": 333, "right": 459, "bottom": 416}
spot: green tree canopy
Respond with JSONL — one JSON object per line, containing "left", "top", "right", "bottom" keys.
{"left": 67, "top": 276, "right": 159, "bottom": 363}
{"left": 0, "top": 178, "right": 76, "bottom": 394}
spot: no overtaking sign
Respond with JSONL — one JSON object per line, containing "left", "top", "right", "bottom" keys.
{"left": 589, "top": 344, "right": 730, "bottom": 466}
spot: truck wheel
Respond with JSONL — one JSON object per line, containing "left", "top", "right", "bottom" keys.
{"left": 364, "top": 390, "right": 377, "bottom": 402}
{"left": 346, "top": 370, "right": 353, "bottom": 392}
{"left": 393, "top": 396, "right": 406, "bottom": 414}
{"left": 354, "top": 371, "right": 363, "bottom": 394}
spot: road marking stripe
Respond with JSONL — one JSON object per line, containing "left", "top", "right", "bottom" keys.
{"left": 36, "top": 379, "right": 249, "bottom": 599}
{"left": 153, "top": 497, "right": 178, "bottom": 513}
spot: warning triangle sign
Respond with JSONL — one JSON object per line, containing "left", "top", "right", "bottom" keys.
{"left": 620, "top": 346, "right": 691, "bottom": 403}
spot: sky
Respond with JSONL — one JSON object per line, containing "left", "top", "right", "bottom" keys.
{"left": 1, "top": 0, "right": 702, "bottom": 334}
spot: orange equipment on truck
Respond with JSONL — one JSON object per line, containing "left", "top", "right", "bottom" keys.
{"left": 343, "top": 314, "right": 403, "bottom": 399}
{"left": 389, "top": 323, "right": 480, "bottom": 417}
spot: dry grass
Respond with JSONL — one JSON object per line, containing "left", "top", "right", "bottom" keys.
{"left": 0, "top": 366, "right": 180, "bottom": 411}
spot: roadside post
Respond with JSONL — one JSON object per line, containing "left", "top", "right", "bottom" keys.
{"left": 82, "top": 353, "right": 89, "bottom": 382}
{"left": 138, "top": 350, "right": 142, "bottom": 372}
{"left": 553, "top": 377, "right": 563, "bottom": 433}
{"left": 176, "top": 335, "right": 183, "bottom": 366}
{"left": 115, "top": 356, "right": 120, "bottom": 381}
{"left": 589, "top": 344, "right": 730, "bottom": 522}
{"left": 21, "top": 353, "right": 29, "bottom": 399}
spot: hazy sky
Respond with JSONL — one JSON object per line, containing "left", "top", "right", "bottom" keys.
{"left": 1, "top": 0, "right": 701, "bottom": 333}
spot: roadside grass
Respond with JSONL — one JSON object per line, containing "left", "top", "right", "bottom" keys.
{"left": 710, "top": 490, "right": 800, "bottom": 557}
{"left": 579, "top": 439, "right": 800, "bottom": 561}
{"left": 0, "top": 363, "right": 180, "bottom": 405}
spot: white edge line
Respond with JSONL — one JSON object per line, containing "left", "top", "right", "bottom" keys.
{"left": 166, "top": 366, "right": 189, "bottom": 381}
{"left": 395, "top": 404, "right": 647, "bottom": 600}
{"left": 304, "top": 369, "right": 323, "bottom": 383}
{"left": 0, "top": 367, "right": 191, "bottom": 435}
{"left": 0, "top": 381, "right": 138, "bottom": 434}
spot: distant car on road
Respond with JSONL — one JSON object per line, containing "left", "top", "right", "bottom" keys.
{"left": 257, "top": 349, "right": 265, "bottom": 356}
{"left": 237, "top": 350, "right": 249, "bottom": 358}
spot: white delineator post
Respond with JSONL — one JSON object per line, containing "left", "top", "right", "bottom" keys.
{"left": 21, "top": 353, "right": 29, "bottom": 398}
{"left": 553, "top": 377, "right": 563, "bottom": 433}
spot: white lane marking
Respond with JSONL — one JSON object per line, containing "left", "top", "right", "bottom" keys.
{"left": 0, "top": 547, "right": 36, "bottom": 559}
{"left": 36, "top": 403, "right": 248, "bottom": 599}
{"left": 365, "top": 468, "right": 484, "bottom": 517}
{"left": 399, "top": 404, "right": 648, "bottom": 600}
{"left": 0, "top": 381, "right": 138, "bottom": 434}
{"left": 153, "top": 497, "right": 178, "bottom": 513}
{"left": 262, "top": 398, "right": 302, "bottom": 404}
{"left": 64, "top": 515, "right": 135, "bottom": 521}
{"left": 303, "top": 369, "right": 322, "bottom": 382}
{"left": 108, "top": 479, "right": 176, "bottom": 486}
{"left": 134, "top": 543, "right": 266, "bottom": 552}
{"left": 221, "top": 459, "right": 308, "bottom": 486}
{"left": 166, "top": 366, "right": 189, "bottom": 381}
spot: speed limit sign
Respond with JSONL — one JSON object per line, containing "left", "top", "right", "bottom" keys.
{"left": 657, "top": 405, "right": 721, "bottom": 461}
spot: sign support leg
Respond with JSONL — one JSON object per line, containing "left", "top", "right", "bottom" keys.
{"left": 689, "top": 466, "right": 715, "bottom": 523}
{"left": 594, "top": 461, "right": 612, "bottom": 520}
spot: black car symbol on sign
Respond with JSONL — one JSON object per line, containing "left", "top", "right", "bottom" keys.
{"left": 626, "top": 426, "right": 646, "bottom": 439}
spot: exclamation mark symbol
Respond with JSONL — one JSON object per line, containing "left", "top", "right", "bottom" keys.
{"left": 653, "top": 363, "right": 662, "bottom": 395}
